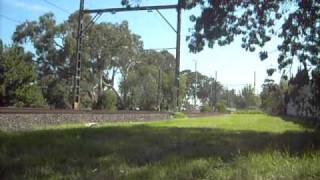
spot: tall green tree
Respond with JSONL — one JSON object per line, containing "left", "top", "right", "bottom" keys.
{"left": 180, "top": 70, "right": 222, "bottom": 108}
{"left": 0, "top": 43, "right": 46, "bottom": 107}
{"left": 11, "top": 12, "right": 142, "bottom": 109}
{"left": 13, "top": 13, "right": 75, "bottom": 108}
{"left": 183, "top": 1, "right": 319, "bottom": 73}
{"left": 119, "top": 50, "right": 177, "bottom": 110}
{"left": 261, "top": 80, "right": 287, "bottom": 115}
{"left": 241, "top": 85, "right": 259, "bottom": 108}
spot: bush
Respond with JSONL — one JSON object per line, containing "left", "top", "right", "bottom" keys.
{"left": 45, "top": 80, "right": 71, "bottom": 109}
{"left": 217, "top": 101, "right": 227, "bottom": 113}
{"left": 94, "top": 90, "right": 117, "bottom": 111}
{"left": 201, "top": 104, "right": 212, "bottom": 112}
{"left": 172, "top": 112, "right": 187, "bottom": 118}
{"left": 14, "top": 85, "right": 47, "bottom": 107}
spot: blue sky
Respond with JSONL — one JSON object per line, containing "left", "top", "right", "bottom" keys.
{"left": 0, "top": 0, "right": 283, "bottom": 93}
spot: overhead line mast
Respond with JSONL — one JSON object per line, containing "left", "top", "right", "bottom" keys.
{"left": 73, "top": 1, "right": 182, "bottom": 110}
{"left": 73, "top": 0, "right": 84, "bottom": 110}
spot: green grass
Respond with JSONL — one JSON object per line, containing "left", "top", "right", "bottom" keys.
{"left": 232, "top": 109, "right": 264, "bottom": 114}
{"left": 1, "top": 114, "right": 319, "bottom": 179}
{"left": 149, "top": 114, "right": 307, "bottom": 133}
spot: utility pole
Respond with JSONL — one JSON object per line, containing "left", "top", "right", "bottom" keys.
{"left": 73, "top": 0, "right": 84, "bottom": 110}
{"left": 214, "top": 71, "right": 217, "bottom": 110}
{"left": 210, "top": 76, "right": 213, "bottom": 108}
{"left": 254, "top": 71, "right": 256, "bottom": 95}
{"left": 175, "top": 4, "right": 181, "bottom": 111}
{"left": 157, "top": 68, "right": 161, "bottom": 111}
{"left": 73, "top": 1, "right": 181, "bottom": 110}
{"left": 193, "top": 59, "right": 197, "bottom": 109}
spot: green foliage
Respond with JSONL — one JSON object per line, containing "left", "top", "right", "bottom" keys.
{"left": 121, "top": 50, "right": 176, "bottom": 111}
{"left": 14, "top": 84, "right": 47, "bottom": 107}
{"left": 0, "top": 44, "right": 46, "bottom": 107}
{"left": 240, "top": 85, "right": 259, "bottom": 108}
{"left": 200, "top": 104, "right": 212, "bottom": 112}
{"left": 260, "top": 81, "right": 286, "bottom": 115}
{"left": 186, "top": 1, "right": 320, "bottom": 74}
{"left": 181, "top": 70, "right": 222, "bottom": 107}
{"left": 217, "top": 101, "right": 227, "bottom": 113}
{"left": 172, "top": 112, "right": 187, "bottom": 119}
{"left": 184, "top": 1, "right": 320, "bottom": 114}
{"left": 95, "top": 90, "right": 117, "bottom": 111}
{"left": 3, "top": 1, "right": 318, "bottom": 114}
{"left": 11, "top": 12, "right": 144, "bottom": 109}
{"left": 44, "top": 79, "right": 71, "bottom": 109}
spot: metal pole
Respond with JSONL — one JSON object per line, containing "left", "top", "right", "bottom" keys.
{"left": 73, "top": 0, "right": 84, "bottom": 110}
{"left": 254, "top": 71, "right": 256, "bottom": 95}
{"left": 214, "top": 71, "right": 217, "bottom": 109}
{"left": 158, "top": 68, "right": 161, "bottom": 111}
{"left": 73, "top": 2, "right": 180, "bottom": 110}
{"left": 193, "top": 59, "right": 197, "bottom": 108}
{"left": 175, "top": 5, "right": 181, "bottom": 111}
{"left": 210, "top": 77, "right": 213, "bottom": 108}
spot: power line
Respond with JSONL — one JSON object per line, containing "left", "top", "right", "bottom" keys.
{"left": 42, "top": 0, "right": 70, "bottom": 14}
{"left": 0, "top": 14, "right": 22, "bottom": 24}
{"left": 155, "top": 9, "right": 177, "bottom": 33}
{"left": 80, "top": 13, "right": 103, "bottom": 37}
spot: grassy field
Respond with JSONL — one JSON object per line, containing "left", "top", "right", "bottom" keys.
{"left": 1, "top": 114, "right": 319, "bottom": 179}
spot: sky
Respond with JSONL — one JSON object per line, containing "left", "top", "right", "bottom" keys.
{"left": 0, "top": 0, "right": 284, "bottom": 93}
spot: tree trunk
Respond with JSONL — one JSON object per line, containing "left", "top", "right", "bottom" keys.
{"left": 111, "top": 68, "right": 116, "bottom": 87}
{"left": 110, "top": 86, "right": 124, "bottom": 109}
{"left": 98, "top": 70, "right": 103, "bottom": 97}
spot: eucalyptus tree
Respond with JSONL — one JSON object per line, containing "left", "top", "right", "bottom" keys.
{"left": 122, "top": 0, "right": 320, "bottom": 112}
{"left": 119, "top": 50, "right": 178, "bottom": 110}
{"left": 180, "top": 70, "right": 222, "bottom": 107}
{"left": 13, "top": 13, "right": 67, "bottom": 108}
{"left": 88, "top": 22, "right": 119, "bottom": 98}
{"left": 60, "top": 12, "right": 95, "bottom": 108}
{"left": 240, "top": 85, "right": 260, "bottom": 108}
{"left": 86, "top": 21, "right": 143, "bottom": 109}
{"left": 115, "top": 22, "right": 143, "bottom": 107}
{"left": 261, "top": 80, "right": 286, "bottom": 115}
{"left": 182, "top": 0, "right": 319, "bottom": 76}
{"left": 11, "top": 11, "right": 142, "bottom": 109}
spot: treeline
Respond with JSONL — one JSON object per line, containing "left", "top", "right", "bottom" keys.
{"left": 260, "top": 69, "right": 320, "bottom": 119}
{"left": 0, "top": 12, "right": 262, "bottom": 111}
{"left": 180, "top": 70, "right": 259, "bottom": 112}
{"left": 0, "top": 12, "right": 175, "bottom": 110}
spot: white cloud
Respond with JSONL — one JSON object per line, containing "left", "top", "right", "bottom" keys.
{"left": 8, "top": 0, "right": 49, "bottom": 13}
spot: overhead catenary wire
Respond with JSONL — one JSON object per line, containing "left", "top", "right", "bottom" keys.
{"left": 0, "top": 14, "right": 22, "bottom": 24}
{"left": 79, "top": 13, "right": 103, "bottom": 38}
{"left": 42, "top": 0, "right": 71, "bottom": 14}
{"left": 155, "top": 9, "right": 177, "bottom": 33}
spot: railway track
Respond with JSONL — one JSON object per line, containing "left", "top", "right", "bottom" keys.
{"left": 0, "top": 107, "right": 222, "bottom": 118}
{"left": 0, "top": 107, "right": 170, "bottom": 114}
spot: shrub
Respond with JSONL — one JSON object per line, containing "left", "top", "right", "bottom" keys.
{"left": 217, "top": 101, "right": 227, "bottom": 113}
{"left": 14, "top": 84, "right": 47, "bottom": 107}
{"left": 94, "top": 90, "right": 117, "bottom": 111}
{"left": 173, "top": 112, "right": 187, "bottom": 118}
{"left": 201, "top": 104, "right": 212, "bottom": 112}
{"left": 45, "top": 80, "right": 71, "bottom": 109}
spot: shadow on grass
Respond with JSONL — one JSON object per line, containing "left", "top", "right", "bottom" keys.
{"left": 1, "top": 125, "right": 319, "bottom": 179}
{"left": 279, "top": 115, "right": 320, "bottom": 130}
